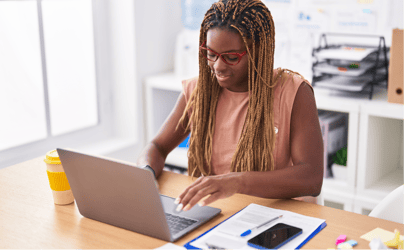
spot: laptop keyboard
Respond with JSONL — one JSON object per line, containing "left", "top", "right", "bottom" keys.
{"left": 165, "top": 213, "right": 198, "bottom": 235}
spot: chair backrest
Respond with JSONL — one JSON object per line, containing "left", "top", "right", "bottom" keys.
{"left": 369, "top": 185, "right": 404, "bottom": 224}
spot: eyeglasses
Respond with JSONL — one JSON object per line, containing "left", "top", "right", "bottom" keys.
{"left": 199, "top": 40, "right": 249, "bottom": 66}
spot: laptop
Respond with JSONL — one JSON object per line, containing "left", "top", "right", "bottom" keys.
{"left": 57, "top": 148, "right": 221, "bottom": 242}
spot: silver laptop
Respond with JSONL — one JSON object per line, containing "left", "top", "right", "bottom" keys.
{"left": 57, "top": 148, "right": 221, "bottom": 242}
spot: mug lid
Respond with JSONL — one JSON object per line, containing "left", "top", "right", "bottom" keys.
{"left": 44, "top": 149, "right": 61, "bottom": 164}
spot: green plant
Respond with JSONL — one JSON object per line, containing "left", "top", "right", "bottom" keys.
{"left": 333, "top": 147, "right": 347, "bottom": 166}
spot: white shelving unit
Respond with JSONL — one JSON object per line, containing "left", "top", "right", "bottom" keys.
{"left": 145, "top": 73, "right": 188, "bottom": 168}
{"left": 314, "top": 85, "right": 403, "bottom": 212}
{"left": 144, "top": 72, "right": 404, "bottom": 214}
{"left": 354, "top": 101, "right": 403, "bottom": 214}
{"left": 316, "top": 102, "right": 360, "bottom": 196}
{"left": 314, "top": 88, "right": 360, "bottom": 211}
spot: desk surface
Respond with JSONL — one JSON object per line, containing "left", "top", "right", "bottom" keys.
{"left": 0, "top": 157, "right": 402, "bottom": 249}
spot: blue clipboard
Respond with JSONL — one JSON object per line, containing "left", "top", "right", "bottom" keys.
{"left": 296, "top": 221, "right": 327, "bottom": 249}
{"left": 183, "top": 205, "right": 327, "bottom": 249}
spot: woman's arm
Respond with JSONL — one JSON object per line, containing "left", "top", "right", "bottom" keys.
{"left": 136, "top": 93, "right": 190, "bottom": 178}
{"left": 239, "top": 82, "right": 324, "bottom": 198}
{"left": 176, "top": 82, "right": 323, "bottom": 211}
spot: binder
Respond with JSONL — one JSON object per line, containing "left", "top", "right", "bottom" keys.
{"left": 388, "top": 29, "right": 403, "bottom": 104}
{"left": 184, "top": 204, "right": 327, "bottom": 249}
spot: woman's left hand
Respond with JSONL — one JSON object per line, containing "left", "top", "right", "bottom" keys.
{"left": 175, "top": 172, "right": 243, "bottom": 212}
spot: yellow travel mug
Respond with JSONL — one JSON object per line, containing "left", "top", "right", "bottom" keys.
{"left": 44, "top": 149, "right": 74, "bottom": 205}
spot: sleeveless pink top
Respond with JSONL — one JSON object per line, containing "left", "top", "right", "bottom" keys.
{"left": 181, "top": 69, "right": 316, "bottom": 202}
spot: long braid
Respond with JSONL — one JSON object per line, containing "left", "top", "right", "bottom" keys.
{"left": 178, "top": 0, "right": 308, "bottom": 177}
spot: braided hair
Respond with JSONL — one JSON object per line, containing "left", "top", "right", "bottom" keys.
{"left": 179, "top": 0, "right": 306, "bottom": 177}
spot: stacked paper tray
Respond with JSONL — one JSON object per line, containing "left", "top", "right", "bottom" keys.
{"left": 314, "top": 76, "right": 371, "bottom": 92}
{"left": 314, "top": 61, "right": 378, "bottom": 77}
{"left": 315, "top": 47, "right": 377, "bottom": 61}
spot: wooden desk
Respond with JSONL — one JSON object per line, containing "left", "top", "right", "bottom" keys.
{"left": 0, "top": 157, "right": 402, "bottom": 248}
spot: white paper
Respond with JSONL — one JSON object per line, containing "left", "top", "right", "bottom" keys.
{"left": 155, "top": 243, "right": 186, "bottom": 250}
{"left": 188, "top": 203, "right": 326, "bottom": 249}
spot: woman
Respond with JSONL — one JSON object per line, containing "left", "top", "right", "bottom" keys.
{"left": 136, "top": 0, "right": 323, "bottom": 212}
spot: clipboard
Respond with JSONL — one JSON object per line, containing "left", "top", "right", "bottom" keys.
{"left": 183, "top": 204, "right": 327, "bottom": 249}
{"left": 184, "top": 206, "right": 248, "bottom": 249}
{"left": 296, "top": 221, "right": 327, "bottom": 249}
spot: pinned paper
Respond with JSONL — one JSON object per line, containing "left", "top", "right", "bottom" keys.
{"left": 360, "top": 228, "right": 404, "bottom": 242}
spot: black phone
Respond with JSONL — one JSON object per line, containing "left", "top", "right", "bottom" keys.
{"left": 247, "top": 223, "right": 303, "bottom": 249}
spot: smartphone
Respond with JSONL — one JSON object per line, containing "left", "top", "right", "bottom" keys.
{"left": 247, "top": 223, "right": 303, "bottom": 249}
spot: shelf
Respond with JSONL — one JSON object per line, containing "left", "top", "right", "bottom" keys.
{"left": 315, "top": 89, "right": 361, "bottom": 113}
{"left": 321, "top": 186, "right": 356, "bottom": 212}
{"left": 323, "top": 178, "right": 349, "bottom": 188}
{"left": 145, "top": 72, "right": 184, "bottom": 92}
{"left": 315, "top": 80, "right": 402, "bottom": 120}
{"left": 330, "top": 163, "right": 347, "bottom": 182}
{"left": 358, "top": 168, "right": 403, "bottom": 200}
{"left": 322, "top": 177, "right": 355, "bottom": 193}
{"left": 368, "top": 168, "right": 403, "bottom": 193}
{"left": 314, "top": 85, "right": 398, "bottom": 114}
{"left": 145, "top": 73, "right": 183, "bottom": 143}
{"left": 357, "top": 114, "right": 403, "bottom": 196}
{"left": 360, "top": 100, "right": 404, "bottom": 120}
{"left": 353, "top": 194, "right": 382, "bottom": 215}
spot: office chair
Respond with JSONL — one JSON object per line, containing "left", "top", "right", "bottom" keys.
{"left": 369, "top": 184, "right": 403, "bottom": 224}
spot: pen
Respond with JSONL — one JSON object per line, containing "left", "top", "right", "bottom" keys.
{"left": 240, "top": 214, "right": 283, "bottom": 237}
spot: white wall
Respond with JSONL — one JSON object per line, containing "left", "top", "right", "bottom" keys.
{"left": 134, "top": 0, "right": 182, "bottom": 151}
{"left": 107, "top": 0, "right": 137, "bottom": 140}
{"left": 77, "top": 0, "right": 140, "bottom": 163}
{"left": 105, "top": 0, "right": 183, "bottom": 162}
